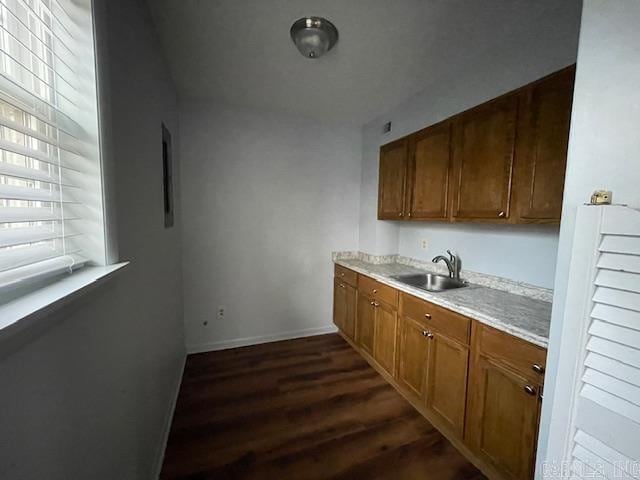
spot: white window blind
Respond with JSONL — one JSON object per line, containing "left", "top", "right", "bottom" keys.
{"left": 0, "top": 0, "right": 105, "bottom": 293}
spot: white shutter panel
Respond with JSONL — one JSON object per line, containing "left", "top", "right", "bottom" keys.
{"left": 0, "top": 0, "right": 104, "bottom": 292}
{"left": 544, "top": 206, "right": 640, "bottom": 479}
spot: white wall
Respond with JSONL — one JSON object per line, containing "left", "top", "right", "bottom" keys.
{"left": 400, "top": 224, "right": 559, "bottom": 288}
{"left": 358, "top": 0, "right": 582, "bottom": 288}
{"left": 537, "top": 0, "right": 640, "bottom": 473}
{"left": 0, "top": 0, "right": 185, "bottom": 478}
{"left": 180, "top": 103, "right": 361, "bottom": 351}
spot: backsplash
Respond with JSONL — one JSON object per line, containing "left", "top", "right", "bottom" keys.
{"left": 332, "top": 251, "right": 554, "bottom": 302}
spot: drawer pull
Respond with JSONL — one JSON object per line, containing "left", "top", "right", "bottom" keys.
{"left": 524, "top": 385, "right": 537, "bottom": 396}
{"left": 374, "top": 303, "right": 380, "bottom": 308}
{"left": 424, "top": 313, "right": 432, "bottom": 319}
{"left": 498, "top": 211, "right": 506, "bottom": 218}
{"left": 340, "top": 273, "right": 345, "bottom": 277}
{"left": 372, "top": 289, "right": 378, "bottom": 294}
{"left": 422, "top": 330, "right": 434, "bottom": 339}
{"left": 532, "top": 364, "right": 545, "bottom": 374}
{"left": 370, "top": 301, "right": 375, "bottom": 306}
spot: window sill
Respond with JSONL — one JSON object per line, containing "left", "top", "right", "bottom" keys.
{"left": 0, "top": 262, "right": 129, "bottom": 346}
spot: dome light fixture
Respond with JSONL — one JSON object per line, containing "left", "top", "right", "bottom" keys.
{"left": 290, "top": 17, "right": 339, "bottom": 59}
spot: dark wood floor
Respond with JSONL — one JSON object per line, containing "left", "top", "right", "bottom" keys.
{"left": 160, "top": 334, "right": 486, "bottom": 479}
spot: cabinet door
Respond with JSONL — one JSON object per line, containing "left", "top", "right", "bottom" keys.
{"left": 343, "top": 283, "right": 357, "bottom": 341}
{"left": 378, "top": 138, "right": 408, "bottom": 220}
{"left": 466, "top": 355, "right": 541, "bottom": 480}
{"left": 333, "top": 278, "right": 347, "bottom": 332}
{"left": 373, "top": 302, "right": 399, "bottom": 377}
{"left": 356, "top": 293, "right": 375, "bottom": 356}
{"left": 425, "top": 332, "right": 469, "bottom": 437}
{"left": 407, "top": 122, "right": 452, "bottom": 219}
{"left": 513, "top": 67, "right": 575, "bottom": 222}
{"left": 452, "top": 95, "right": 518, "bottom": 220}
{"left": 397, "top": 315, "right": 430, "bottom": 398}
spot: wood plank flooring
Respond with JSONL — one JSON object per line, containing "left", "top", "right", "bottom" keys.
{"left": 160, "top": 333, "right": 486, "bottom": 479}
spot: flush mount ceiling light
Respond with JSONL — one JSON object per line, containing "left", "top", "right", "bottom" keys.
{"left": 290, "top": 17, "right": 339, "bottom": 59}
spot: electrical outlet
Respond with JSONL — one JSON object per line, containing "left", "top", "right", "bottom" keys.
{"left": 421, "top": 239, "right": 428, "bottom": 250}
{"left": 217, "top": 307, "right": 225, "bottom": 319}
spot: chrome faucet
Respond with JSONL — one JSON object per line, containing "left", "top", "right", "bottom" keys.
{"left": 432, "top": 250, "right": 461, "bottom": 281}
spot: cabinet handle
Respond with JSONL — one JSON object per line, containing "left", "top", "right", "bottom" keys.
{"left": 498, "top": 211, "right": 506, "bottom": 218}
{"left": 532, "top": 364, "right": 545, "bottom": 374}
{"left": 339, "top": 283, "right": 345, "bottom": 288}
{"left": 408, "top": 212, "right": 412, "bottom": 217}
{"left": 374, "top": 303, "right": 380, "bottom": 308}
{"left": 422, "top": 330, "right": 434, "bottom": 339}
{"left": 340, "top": 273, "right": 345, "bottom": 277}
{"left": 524, "top": 385, "right": 537, "bottom": 396}
{"left": 398, "top": 212, "right": 404, "bottom": 217}
{"left": 372, "top": 289, "right": 378, "bottom": 294}
{"left": 424, "top": 313, "right": 432, "bottom": 319}
{"left": 370, "top": 301, "right": 375, "bottom": 306}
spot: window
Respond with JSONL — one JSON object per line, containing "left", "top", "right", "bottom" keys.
{"left": 0, "top": 0, "right": 104, "bottom": 297}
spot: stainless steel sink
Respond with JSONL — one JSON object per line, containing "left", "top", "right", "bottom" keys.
{"left": 391, "top": 273, "right": 467, "bottom": 293}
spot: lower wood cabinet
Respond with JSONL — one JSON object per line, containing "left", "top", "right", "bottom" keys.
{"left": 356, "top": 275, "right": 399, "bottom": 376}
{"left": 373, "top": 300, "right": 399, "bottom": 377}
{"left": 356, "top": 292, "right": 375, "bottom": 355}
{"left": 333, "top": 278, "right": 356, "bottom": 341}
{"left": 397, "top": 315, "right": 430, "bottom": 398}
{"left": 466, "top": 356, "right": 541, "bottom": 480}
{"left": 333, "top": 266, "right": 546, "bottom": 480}
{"left": 466, "top": 323, "right": 545, "bottom": 480}
{"left": 425, "top": 331, "right": 469, "bottom": 437}
{"left": 397, "top": 294, "right": 470, "bottom": 438}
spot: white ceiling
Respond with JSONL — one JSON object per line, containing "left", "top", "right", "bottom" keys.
{"left": 147, "top": 0, "right": 582, "bottom": 125}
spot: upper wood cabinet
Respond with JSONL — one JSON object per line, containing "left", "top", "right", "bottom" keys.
{"left": 512, "top": 66, "right": 575, "bottom": 223}
{"left": 451, "top": 94, "right": 518, "bottom": 220}
{"left": 376, "top": 65, "right": 575, "bottom": 225}
{"left": 378, "top": 138, "right": 408, "bottom": 219}
{"left": 407, "top": 121, "right": 452, "bottom": 220}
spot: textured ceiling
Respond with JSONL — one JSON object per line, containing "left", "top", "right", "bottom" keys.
{"left": 147, "top": 0, "right": 582, "bottom": 124}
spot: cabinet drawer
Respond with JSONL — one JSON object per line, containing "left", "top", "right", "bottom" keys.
{"left": 474, "top": 322, "right": 547, "bottom": 380}
{"left": 334, "top": 264, "right": 358, "bottom": 287}
{"left": 399, "top": 293, "right": 470, "bottom": 345}
{"left": 358, "top": 275, "right": 398, "bottom": 307}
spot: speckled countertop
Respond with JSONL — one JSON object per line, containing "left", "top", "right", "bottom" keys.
{"left": 335, "top": 258, "right": 552, "bottom": 348}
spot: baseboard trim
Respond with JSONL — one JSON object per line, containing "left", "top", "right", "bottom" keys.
{"left": 187, "top": 325, "right": 339, "bottom": 354}
{"left": 154, "top": 353, "right": 186, "bottom": 479}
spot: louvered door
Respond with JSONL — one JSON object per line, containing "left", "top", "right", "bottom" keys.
{"left": 544, "top": 206, "right": 640, "bottom": 479}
